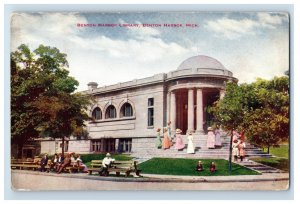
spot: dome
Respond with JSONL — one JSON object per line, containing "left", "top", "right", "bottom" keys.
{"left": 177, "top": 55, "right": 227, "bottom": 71}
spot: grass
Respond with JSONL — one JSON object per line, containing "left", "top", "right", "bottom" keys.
{"left": 253, "top": 145, "right": 289, "bottom": 172}
{"left": 262, "top": 145, "right": 289, "bottom": 158}
{"left": 138, "top": 158, "right": 260, "bottom": 176}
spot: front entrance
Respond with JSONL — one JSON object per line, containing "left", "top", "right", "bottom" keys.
{"left": 173, "top": 88, "right": 221, "bottom": 134}
{"left": 175, "top": 89, "right": 188, "bottom": 134}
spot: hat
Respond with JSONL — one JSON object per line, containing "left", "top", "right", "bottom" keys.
{"left": 233, "top": 139, "right": 238, "bottom": 143}
{"left": 198, "top": 161, "right": 202, "bottom": 163}
{"left": 207, "top": 127, "right": 213, "bottom": 131}
{"left": 156, "top": 128, "right": 161, "bottom": 132}
{"left": 176, "top": 129, "right": 182, "bottom": 134}
{"left": 188, "top": 131, "right": 193, "bottom": 135}
{"left": 106, "top": 153, "right": 111, "bottom": 157}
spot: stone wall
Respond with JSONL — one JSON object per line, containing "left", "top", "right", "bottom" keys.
{"left": 68, "top": 140, "right": 91, "bottom": 154}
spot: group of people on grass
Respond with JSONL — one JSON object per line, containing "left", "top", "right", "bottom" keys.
{"left": 155, "top": 121, "right": 223, "bottom": 152}
{"left": 195, "top": 161, "right": 217, "bottom": 173}
{"left": 38, "top": 152, "right": 88, "bottom": 174}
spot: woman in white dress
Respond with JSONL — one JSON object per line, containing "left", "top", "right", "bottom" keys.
{"left": 214, "top": 125, "right": 222, "bottom": 147}
{"left": 187, "top": 132, "right": 195, "bottom": 154}
{"left": 206, "top": 127, "right": 215, "bottom": 149}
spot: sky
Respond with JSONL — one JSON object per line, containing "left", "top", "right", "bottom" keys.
{"left": 10, "top": 12, "right": 289, "bottom": 91}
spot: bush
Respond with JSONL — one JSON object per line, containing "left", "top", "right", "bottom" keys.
{"left": 80, "top": 153, "right": 131, "bottom": 163}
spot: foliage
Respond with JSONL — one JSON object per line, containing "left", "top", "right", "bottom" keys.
{"left": 209, "top": 77, "right": 289, "bottom": 150}
{"left": 138, "top": 158, "right": 259, "bottom": 176}
{"left": 11, "top": 44, "right": 91, "bottom": 156}
{"left": 80, "top": 153, "right": 132, "bottom": 164}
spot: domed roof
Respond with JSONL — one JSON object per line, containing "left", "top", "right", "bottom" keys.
{"left": 177, "top": 55, "right": 227, "bottom": 71}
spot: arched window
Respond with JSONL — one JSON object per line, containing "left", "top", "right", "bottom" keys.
{"left": 105, "top": 105, "right": 117, "bottom": 119}
{"left": 120, "top": 102, "right": 133, "bottom": 117}
{"left": 92, "top": 107, "right": 102, "bottom": 120}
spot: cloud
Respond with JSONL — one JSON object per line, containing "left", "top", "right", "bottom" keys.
{"left": 118, "top": 19, "right": 161, "bottom": 39}
{"left": 205, "top": 18, "right": 258, "bottom": 39}
{"left": 11, "top": 12, "right": 194, "bottom": 91}
{"left": 205, "top": 13, "right": 288, "bottom": 39}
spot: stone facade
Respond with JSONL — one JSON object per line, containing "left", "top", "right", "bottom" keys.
{"left": 40, "top": 55, "right": 238, "bottom": 155}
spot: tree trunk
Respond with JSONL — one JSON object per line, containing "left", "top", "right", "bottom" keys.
{"left": 62, "top": 136, "right": 65, "bottom": 156}
{"left": 228, "top": 129, "right": 233, "bottom": 173}
{"left": 17, "top": 143, "right": 23, "bottom": 159}
{"left": 267, "top": 146, "right": 270, "bottom": 154}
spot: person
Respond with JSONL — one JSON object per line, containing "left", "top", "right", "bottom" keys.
{"left": 238, "top": 140, "right": 246, "bottom": 162}
{"left": 210, "top": 162, "right": 216, "bottom": 173}
{"left": 50, "top": 153, "right": 58, "bottom": 171}
{"left": 186, "top": 132, "right": 195, "bottom": 154}
{"left": 99, "top": 153, "right": 115, "bottom": 176}
{"left": 167, "top": 121, "right": 173, "bottom": 141}
{"left": 206, "top": 127, "right": 215, "bottom": 149}
{"left": 214, "top": 125, "right": 222, "bottom": 147}
{"left": 232, "top": 130, "right": 240, "bottom": 142}
{"left": 39, "top": 154, "right": 48, "bottom": 172}
{"left": 155, "top": 128, "right": 162, "bottom": 149}
{"left": 76, "top": 154, "right": 89, "bottom": 173}
{"left": 232, "top": 139, "right": 239, "bottom": 162}
{"left": 70, "top": 152, "right": 76, "bottom": 165}
{"left": 57, "top": 153, "right": 71, "bottom": 174}
{"left": 196, "top": 161, "right": 203, "bottom": 172}
{"left": 56, "top": 153, "right": 64, "bottom": 172}
{"left": 174, "top": 128, "right": 185, "bottom": 150}
{"left": 162, "top": 127, "right": 172, "bottom": 150}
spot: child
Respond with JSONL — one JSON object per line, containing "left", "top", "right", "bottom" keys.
{"left": 196, "top": 161, "right": 203, "bottom": 172}
{"left": 210, "top": 162, "right": 216, "bottom": 173}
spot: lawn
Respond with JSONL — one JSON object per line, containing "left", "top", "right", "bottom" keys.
{"left": 138, "top": 158, "right": 260, "bottom": 176}
{"left": 263, "top": 145, "right": 289, "bottom": 158}
{"left": 253, "top": 145, "right": 289, "bottom": 172}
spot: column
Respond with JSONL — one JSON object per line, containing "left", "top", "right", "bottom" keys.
{"left": 115, "top": 138, "right": 119, "bottom": 152}
{"left": 196, "top": 88, "right": 204, "bottom": 133}
{"left": 166, "top": 92, "right": 170, "bottom": 124}
{"left": 187, "top": 89, "right": 195, "bottom": 133}
{"left": 220, "top": 89, "right": 225, "bottom": 99}
{"left": 170, "top": 91, "right": 176, "bottom": 132}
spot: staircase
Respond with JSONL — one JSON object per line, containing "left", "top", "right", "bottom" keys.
{"left": 131, "top": 133, "right": 273, "bottom": 161}
{"left": 237, "top": 160, "right": 284, "bottom": 173}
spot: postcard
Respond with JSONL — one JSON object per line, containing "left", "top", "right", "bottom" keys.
{"left": 10, "top": 11, "right": 289, "bottom": 191}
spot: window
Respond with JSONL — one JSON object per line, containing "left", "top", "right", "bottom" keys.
{"left": 120, "top": 103, "right": 133, "bottom": 117}
{"left": 91, "top": 140, "right": 102, "bottom": 152}
{"left": 91, "top": 139, "right": 115, "bottom": 152}
{"left": 105, "top": 105, "right": 116, "bottom": 119}
{"left": 118, "top": 139, "right": 132, "bottom": 153}
{"left": 147, "top": 98, "right": 154, "bottom": 127}
{"left": 92, "top": 107, "right": 102, "bottom": 120}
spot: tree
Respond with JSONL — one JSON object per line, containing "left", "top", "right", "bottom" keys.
{"left": 242, "top": 77, "right": 289, "bottom": 152}
{"left": 209, "top": 76, "right": 289, "bottom": 171}
{"left": 208, "top": 82, "right": 246, "bottom": 172}
{"left": 11, "top": 44, "right": 91, "bottom": 158}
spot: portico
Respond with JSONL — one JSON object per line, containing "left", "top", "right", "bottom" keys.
{"left": 168, "top": 86, "right": 223, "bottom": 135}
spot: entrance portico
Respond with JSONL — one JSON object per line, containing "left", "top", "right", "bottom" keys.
{"left": 168, "top": 86, "right": 222, "bottom": 134}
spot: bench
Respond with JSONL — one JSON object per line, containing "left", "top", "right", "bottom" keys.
{"left": 87, "top": 160, "right": 103, "bottom": 175}
{"left": 11, "top": 159, "right": 52, "bottom": 171}
{"left": 88, "top": 160, "right": 141, "bottom": 177}
{"left": 64, "top": 162, "right": 85, "bottom": 173}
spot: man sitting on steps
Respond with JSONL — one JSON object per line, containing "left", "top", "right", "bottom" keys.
{"left": 99, "top": 153, "right": 115, "bottom": 176}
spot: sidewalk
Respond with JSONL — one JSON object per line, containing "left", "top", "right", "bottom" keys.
{"left": 11, "top": 169, "right": 289, "bottom": 183}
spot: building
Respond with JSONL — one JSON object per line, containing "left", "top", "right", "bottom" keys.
{"left": 40, "top": 55, "right": 238, "bottom": 155}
